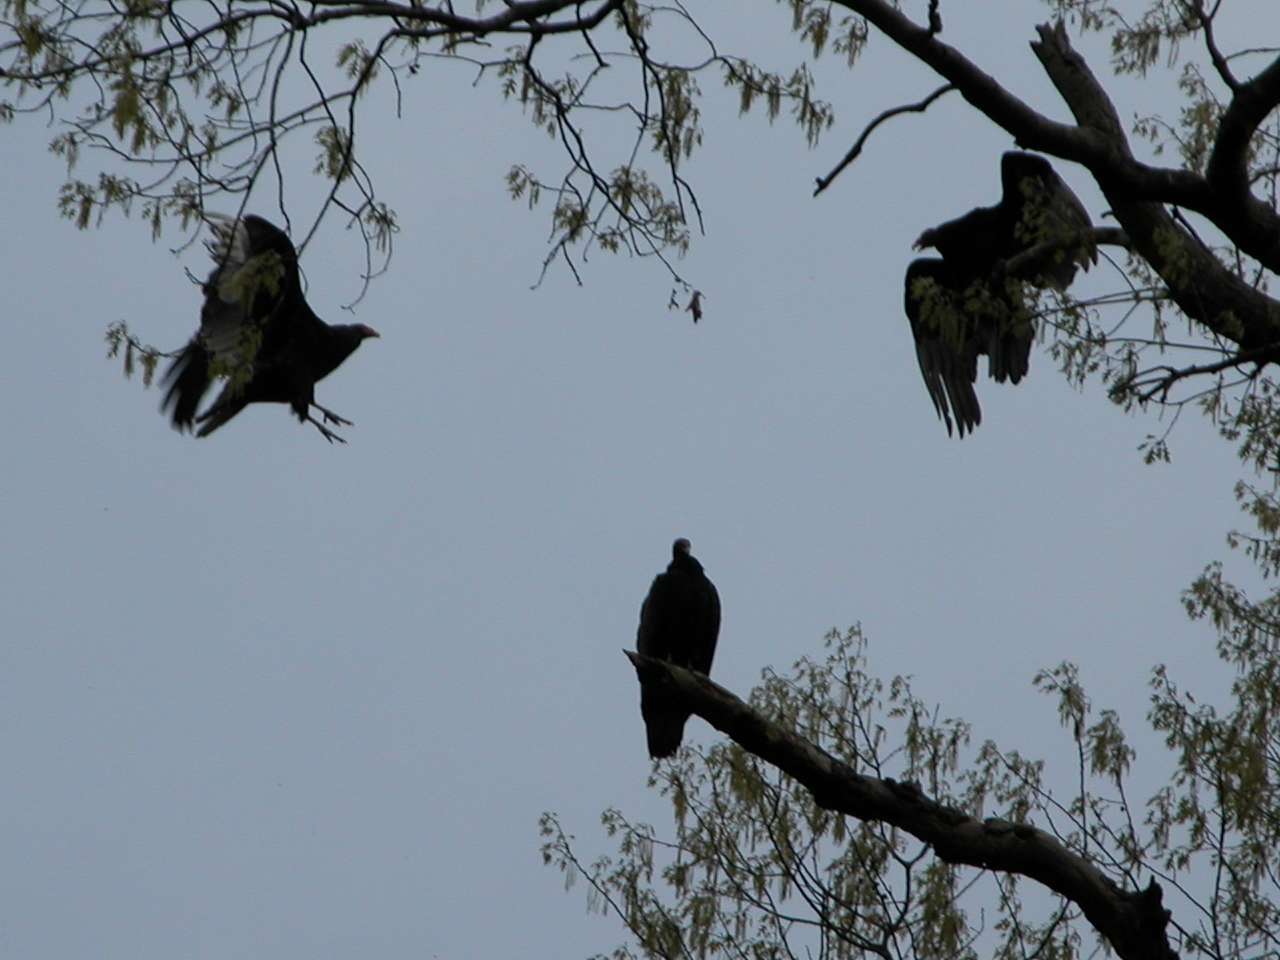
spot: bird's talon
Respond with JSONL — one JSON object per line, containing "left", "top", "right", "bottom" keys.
{"left": 312, "top": 404, "right": 353, "bottom": 427}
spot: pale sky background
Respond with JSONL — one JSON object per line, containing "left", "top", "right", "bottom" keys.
{"left": 1, "top": 2, "right": 1273, "bottom": 958}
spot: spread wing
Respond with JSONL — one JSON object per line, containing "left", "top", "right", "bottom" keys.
{"left": 901, "top": 153, "right": 1084, "bottom": 436}
{"left": 1001, "top": 152, "right": 1096, "bottom": 289}
{"left": 904, "top": 259, "right": 983, "bottom": 438}
{"left": 201, "top": 214, "right": 303, "bottom": 368}
{"left": 161, "top": 214, "right": 302, "bottom": 432}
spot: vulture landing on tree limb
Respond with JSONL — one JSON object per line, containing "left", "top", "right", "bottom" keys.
{"left": 904, "top": 152, "right": 1095, "bottom": 437}
{"left": 636, "top": 538, "right": 721, "bottom": 759}
{"left": 161, "top": 214, "right": 380, "bottom": 443}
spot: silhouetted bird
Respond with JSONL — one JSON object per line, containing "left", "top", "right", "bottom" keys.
{"left": 161, "top": 214, "right": 379, "bottom": 443}
{"left": 636, "top": 538, "right": 721, "bottom": 759}
{"left": 904, "top": 152, "right": 1094, "bottom": 436}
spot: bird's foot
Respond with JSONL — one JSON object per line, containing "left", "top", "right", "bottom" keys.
{"left": 311, "top": 403, "right": 353, "bottom": 427}
{"left": 305, "top": 414, "right": 348, "bottom": 444}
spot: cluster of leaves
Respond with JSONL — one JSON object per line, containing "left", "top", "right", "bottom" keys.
{"left": 549, "top": 606, "right": 1279, "bottom": 960}
{"left": 545, "top": 629, "right": 1101, "bottom": 960}
{"left": 544, "top": 629, "right": 973, "bottom": 960}
{"left": 2, "top": 0, "right": 394, "bottom": 288}
{"left": 0, "top": 0, "right": 847, "bottom": 293}
{"left": 105, "top": 320, "right": 169, "bottom": 388}
{"left": 104, "top": 240, "right": 289, "bottom": 393}
{"left": 489, "top": 1, "right": 839, "bottom": 288}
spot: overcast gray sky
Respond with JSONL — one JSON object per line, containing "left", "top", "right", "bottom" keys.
{"left": 1, "top": 3, "right": 1271, "bottom": 958}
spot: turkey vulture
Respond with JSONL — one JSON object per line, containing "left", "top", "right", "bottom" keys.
{"left": 161, "top": 214, "right": 379, "bottom": 443}
{"left": 904, "top": 152, "right": 1094, "bottom": 436}
{"left": 636, "top": 538, "right": 721, "bottom": 759}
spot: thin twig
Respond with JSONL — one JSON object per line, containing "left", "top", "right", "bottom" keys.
{"left": 813, "top": 84, "right": 953, "bottom": 196}
{"left": 1118, "top": 342, "right": 1277, "bottom": 404}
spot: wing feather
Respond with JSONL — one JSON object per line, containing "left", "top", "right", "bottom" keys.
{"left": 904, "top": 259, "right": 983, "bottom": 437}
{"left": 1001, "top": 152, "right": 1096, "bottom": 289}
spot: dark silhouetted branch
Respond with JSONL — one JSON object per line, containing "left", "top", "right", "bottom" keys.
{"left": 1115, "top": 344, "right": 1276, "bottom": 405}
{"left": 1187, "top": 0, "right": 1239, "bottom": 92}
{"left": 1205, "top": 50, "right": 1280, "bottom": 265}
{"left": 1028, "top": 22, "right": 1280, "bottom": 352}
{"left": 625, "top": 650, "right": 1179, "bottom": 960}
{"left": 813, "top": 84, "right": 954, "bottom": 196}
{"left": 825, "top": 1, "right": 1280, "bottom": 273}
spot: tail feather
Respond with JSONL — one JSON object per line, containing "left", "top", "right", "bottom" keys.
{"left": 160, "top": 340, "right": 210, "bottom": 432}
{"left": 194, "top": 389, "right": 248, "bottom": 438}
{"left": 640, "top": 686, "right": 690, "bottom": 759}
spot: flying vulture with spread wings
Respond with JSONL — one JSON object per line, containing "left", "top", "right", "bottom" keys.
{"left": 161, "top": 214, "right": 379, "bottom": 443}
{"left": 636, "top": 538, "right": 721, "bottom": 759}
{"left": 904, "top": 152, "right": 1095, "bottom": 436}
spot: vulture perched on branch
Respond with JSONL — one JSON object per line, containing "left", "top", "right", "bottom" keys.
{"left": 636, "top": 538, "right": 721, "bottom": 759}
{"left": 161, "top": 214, "right": 379, "bottom": 443}
{"left": 904, "top": 151, "right": 1095, "bottom": 436}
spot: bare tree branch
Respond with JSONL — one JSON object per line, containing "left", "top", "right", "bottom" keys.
{"left": 813, "top": 83, "right": 954, "bottom": 196}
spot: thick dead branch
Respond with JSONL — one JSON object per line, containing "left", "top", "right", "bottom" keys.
{"left": 625, "top": 650, "right": 1179, "bottom": 960}
{"left": 1029, "top": 22, "right": 1280, "bottom": 353}
{"left": 826, "top": 0, "right": 1106, "bottom": 161}
{"left": 1205, "top": 51, "right": 1280, "bottom": 264}
{"left": 1208, "top": 53, "right": 1280, "bottom": 188}
{"left": 826, "top": 2, "right": 1280, "bottom": 273}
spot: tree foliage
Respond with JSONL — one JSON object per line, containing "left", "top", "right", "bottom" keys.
{"left": 3, "top": 0, "right": 1277, "bottom": 440}
{"left": 5, "top": 0, "right": 1280, "bottom": 958}
{"left": 542, "top": 620, "right": 1278, "bottom": 960}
